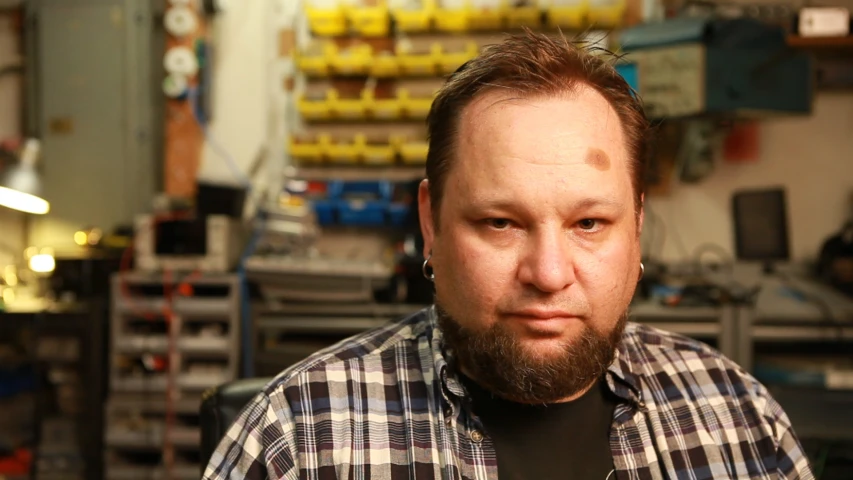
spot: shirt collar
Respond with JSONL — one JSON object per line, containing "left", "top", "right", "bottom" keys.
{"left": 426, "top": 305, "right": 644, "bottom": 407}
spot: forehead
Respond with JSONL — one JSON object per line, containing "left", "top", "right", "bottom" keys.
{"left": 448, "top": 87, "right": 632, "bottom": 203}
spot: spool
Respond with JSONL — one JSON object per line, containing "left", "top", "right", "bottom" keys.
{"left": 164, "top": 7, "right": 198, "bottom": 38}
{"left": 203, "top": 0, "right": 229, "bottom": 14}
{"left": 164, "top": 46, "right": 199, "bottom": 77}
{"left": 162, "top": 73, "right": 190, "bottom": 99}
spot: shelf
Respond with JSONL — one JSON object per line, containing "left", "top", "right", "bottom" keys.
{"left": 787, "top": 35, "right": 853, "bottom": 49}
{"left": 113, "top": 336, "right": 231, "bottom": 355}
{"left": 286, "top": 165, "right": 424, "bottom": 181}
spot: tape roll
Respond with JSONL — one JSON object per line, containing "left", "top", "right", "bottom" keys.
{"left": 203, "top": 0, "right": 229, "bottom": 14}
{"left": 162, "top": 73, "right": 189, "bottom": 99}
{"left": 164, "top": 7, "right": 197, "bottom": 37}
{"left": 164, "top": 46, "right": 199, "bottom": 77}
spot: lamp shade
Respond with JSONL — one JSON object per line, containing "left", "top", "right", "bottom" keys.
{"left": 0, "top": 139, "right": 50, "bottom": 215}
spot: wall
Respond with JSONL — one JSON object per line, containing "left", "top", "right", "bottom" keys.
{"left": 646, "top": 93, "right": 853, "bottom": 264}
{"left": 0, "top": 12, "right": 24, "bottom": 266}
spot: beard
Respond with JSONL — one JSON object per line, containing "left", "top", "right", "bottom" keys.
{"left": 436, "top": 303, "right": 628, "bottom": 404}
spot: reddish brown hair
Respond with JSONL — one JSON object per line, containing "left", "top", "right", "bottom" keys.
{"left": 425, "top": 30, "right": 650, "bottom": 227}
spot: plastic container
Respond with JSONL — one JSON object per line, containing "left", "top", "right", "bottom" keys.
{"left": 331, "top": 44, "right": 373, "bottom": 76}
{"left": 469, "top": 2, "right": 508, "bottom": 30}
{"left": 400, "top": 141, "right": 429, "bottom": 164}
{"left": 588, "top": 0, "right": 626, "bottom": 28}
{"left": 295, "top": 44, "right": 333, "bottom": 77}
{"left": 362, "top": 140, "right": 396, "bottom": 165}
{"left": 327, "top": 180, "right": 393, "bottom": 201}
{"left": 435, "top": 7, "right": 470, "bottom": 32}
{"left": 306, "top": 6, "right": 348, "bottom": 36}
{"left": 398, "top": 43, "right": 440, "bottom": 76}
{"left": 297, "top": 92, "right": 333, "bottom": 121}
{"left": 348, "top": 5, "right": 391, "bottom": 36}
{"left": 392, "top": 1, "right": 435, "bottom": 32}
{"left": 372, "top": 93, "right": 404, "bottom": 120}
{"left": 438, "top": 42, "right": 478, "bottom": 74}
{"left": 312, "top": 200, "right": 336, "bottom": 225}
{"left": 370, "top": 52, "right": 400, "bottom": 77}
{"left": 506, "top": 5, "right": 541, "bottom": 27}
{"left": 547, "top": 3, "right": 589, "bottom": 29}
{"left": 326, "top": 136, "right": 365, "bottom": 164}
{"left": 337, "top": 200, "right": 387, "bottom": 226}
{"left": 399, "top": 89, "right": 434, "bottom": 119}
{"left": 387, "top": 203, "right": 412, "bottom": 226}
{"left": 288, "top": 134, "right": 329, "bottom": 164}
{"left": 331, "top": 89, "right": 368, "bottom": 120}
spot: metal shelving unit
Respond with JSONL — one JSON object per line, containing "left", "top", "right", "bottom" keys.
{"left": 104, "top": 273, "right": 241, "bottom": 480}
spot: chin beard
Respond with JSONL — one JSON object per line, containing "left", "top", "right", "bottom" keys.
{"left": 436, "top": 304, "right": 628, "bottom": 404}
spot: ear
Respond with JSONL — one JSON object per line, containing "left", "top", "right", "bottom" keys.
{"left": 418, "top": 179, "right": 435, "bottom": 257}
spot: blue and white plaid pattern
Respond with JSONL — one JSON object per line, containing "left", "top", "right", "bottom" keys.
{"left": 203, "top": 307, "right": 814, "bottom": 479}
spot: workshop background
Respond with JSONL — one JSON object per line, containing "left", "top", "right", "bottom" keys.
{"left": 1, "top": 0, "right": 852, "bottom": 479}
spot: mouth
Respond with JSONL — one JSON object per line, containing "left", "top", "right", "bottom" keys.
{"left": 504, "top": 309, "right": 583, "bottom": 324}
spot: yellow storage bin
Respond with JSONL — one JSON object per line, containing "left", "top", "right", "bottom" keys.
{"left": 547, "top": 3, "right": 589, "bottom": 29}
{"left": 348, "top": 5, "right": 391, "bottom": 37}
{"left": 438, "top": 42, "right": 478, "bottom": 74}
{"left": 400, "top": 141, "right": 430, "bottom": 164}
{"left": 370, "top": 52, "right": 400, "bottom": 77}
{"left": 330, "top": 89, "right": 369, "bottom": 120}
{"left": 506, "top": 6, "right": 541, "bottom": 27}
{"left": 372, "top": 94, "right": 403, "bottom": 120}
{"left": 588, "top": 0, "right": 626, "bottom": 28}
{"left": 398, "top": 44, "right": 440, "bottom": 76}
{"left": 289, "top": 134, "right": 329, "bottom": 164}
{"left": 327, "top": 136, "right": 365, "bottom": 164}
{"left": 435, "top": 7, "right": 470, "bottom": 32}
{"left": 295, "top": 42, "right": 335, "bottom": 77}
{"left": 297, "top": 92, "right": 333, "bottom": 121}
{"left": 362, "top": 138, "right": 396, "bottom": 165}
{"left": 392, "top": 2, "right": 435, "bottom": 32}
{"left": 399, "top": 89, "right": 434, "bottom": 119}
{"left": 331, "top": 44, "right": 373, "bottom": 76}
{"left": 469, "top": 3, "right": 507, "bottom": 30}
{"left": 306, "top": 6, "right": 348, "bottom": 37}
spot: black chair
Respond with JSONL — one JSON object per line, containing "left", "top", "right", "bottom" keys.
{"left": 200, "top": 377, "right": 273, "bottom": 475}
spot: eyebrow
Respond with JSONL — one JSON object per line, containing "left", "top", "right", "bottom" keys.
{"left": 468, "top": 196, "right": 625, "bottom": 213}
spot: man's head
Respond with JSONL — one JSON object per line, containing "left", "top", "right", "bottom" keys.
{"left": 418, "top": 30, "right": 650, "bottom": 404}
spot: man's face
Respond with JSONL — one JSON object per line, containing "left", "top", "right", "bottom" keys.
{"left": 419, "top": 86, "right": 643, "bottom": 403}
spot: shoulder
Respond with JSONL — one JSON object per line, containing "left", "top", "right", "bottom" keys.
{"left": 259, "top": 308, "right": 434, "bottom": 400}
{"left": 621, "top": 322, "right": 769, "bottom": 410}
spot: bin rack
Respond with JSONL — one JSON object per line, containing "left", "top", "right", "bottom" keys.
{"left": 398, "top": 43, "right": 441, "bottom": 76}
{"left": 306, "top": 5, "right": 348, "bottom": 37}
{"left": 435, "top": 6, "right": 471, "bottom": 32}
{"left": 331, "top": 44, "right": 373, "bottom": 76}
{"left": 438, "top": 42, "right": 479, "bottom": 74}
{"left": 289, "top": 134, "right": 330, "bottom": 164}
{"left": 547, "top": 3, "right": 589, "bottom": 29}
{"left": 347, "top": 4, "right": 391, "bottom": 37}
{"left": 588, "top": 0, "right": 626, "bottom": 28}
{"left": 392, "top": 0, "right": 435, "bottom": 32}
{"left": 507, "top": 5, "right": 541, "bottom": 28}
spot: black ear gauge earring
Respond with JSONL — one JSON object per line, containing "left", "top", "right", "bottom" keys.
{"left": 422, "top": 251, "right": 435, "bottom": 282}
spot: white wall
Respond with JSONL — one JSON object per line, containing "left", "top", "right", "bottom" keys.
{"left": 646, "top": 93, "right": 853, "bottom": 264}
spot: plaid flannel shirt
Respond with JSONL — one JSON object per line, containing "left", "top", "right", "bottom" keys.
{"left": 203, "top": 306, "right": 814, "bottom": 480}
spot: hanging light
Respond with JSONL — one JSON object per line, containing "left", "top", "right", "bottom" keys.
{"left": 0, "top": 139, "right": 50, "bottom": 215}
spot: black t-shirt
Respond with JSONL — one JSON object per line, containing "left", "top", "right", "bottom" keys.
{"left": 460, "top": 374, "right": 619, "bottom": 480}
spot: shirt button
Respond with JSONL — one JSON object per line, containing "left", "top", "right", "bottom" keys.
{"left": 470, "top": 430, "right": 484, "bottom": 442}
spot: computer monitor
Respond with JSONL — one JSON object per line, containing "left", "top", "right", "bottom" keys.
{"left": 731, "top": 187, "right": 791, "bottom": 273}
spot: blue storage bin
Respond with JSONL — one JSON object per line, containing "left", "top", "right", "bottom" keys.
{"left": 327, "top": 180, "right": 393, "bottom": 201}
{"left": 615, "top": 62, "right": 638, "bottom": 92}
{"left": 312, "top": 200, "right": 336, "bottom": 226}
{"left": 337, "top": 200, "right": 387, "bottom": 226}
{"left": 387, "top": 203, "right": 411, "bottom": 226}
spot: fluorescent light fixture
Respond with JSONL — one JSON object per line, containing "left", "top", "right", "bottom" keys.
{"left": 0, "top": 139, "right": 50, "bottom": 215}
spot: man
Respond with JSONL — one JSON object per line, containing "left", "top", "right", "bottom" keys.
{"left": 204, "top": 31, "right": 813, "bottom": 479}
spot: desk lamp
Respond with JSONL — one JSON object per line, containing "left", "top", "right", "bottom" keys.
{"left": 0, "top": 139, "right": 50, "bottom": 215}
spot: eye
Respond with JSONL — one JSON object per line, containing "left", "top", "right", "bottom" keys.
{"left": 486, "top": 218, "right": 511, "bottom": 230}
{"left": 578, "top": 219, "right": 599, "bottom": 230}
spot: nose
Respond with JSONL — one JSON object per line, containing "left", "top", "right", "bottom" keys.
{"left": 516, "top": 226, "right": 576, "bottom": 293}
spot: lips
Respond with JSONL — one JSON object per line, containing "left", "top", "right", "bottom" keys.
{"left": 509, "top": 309, "right": 580, "bottom": 320}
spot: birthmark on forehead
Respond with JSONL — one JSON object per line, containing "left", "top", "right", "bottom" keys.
{"left": 585, "top": 148, "right": 611, "bottom": 171}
